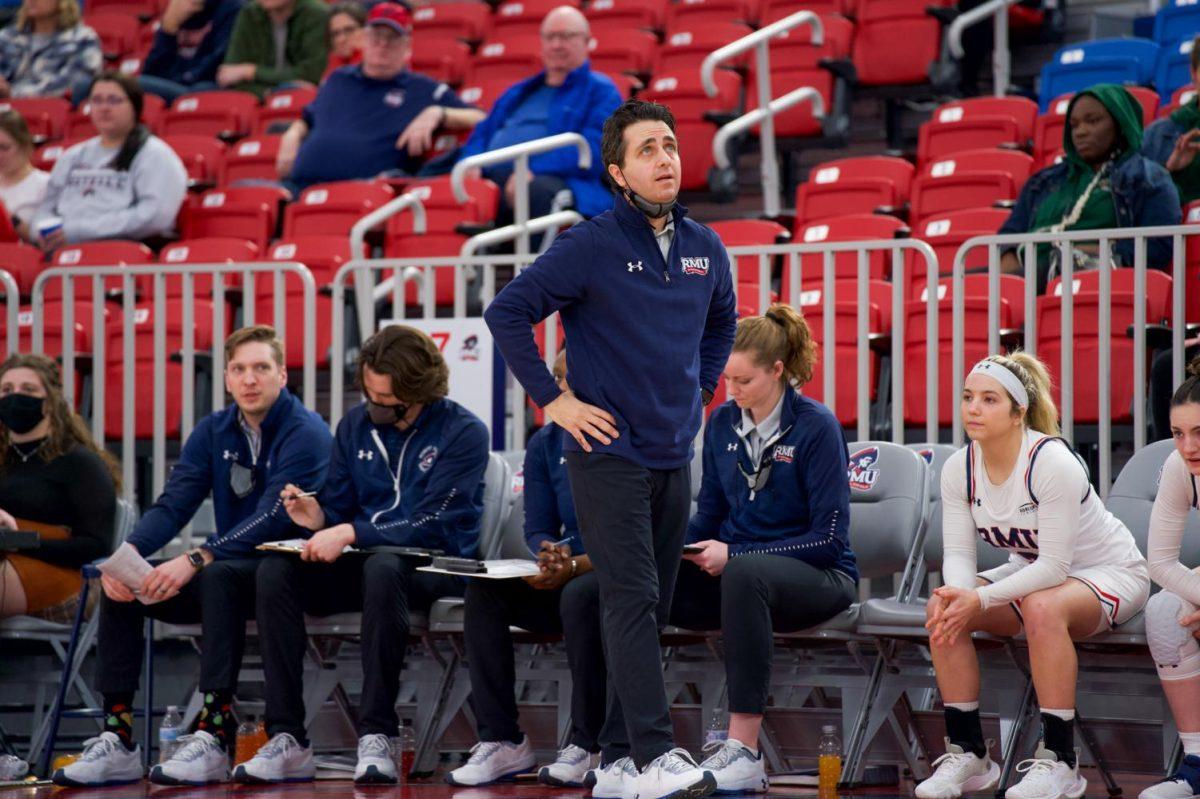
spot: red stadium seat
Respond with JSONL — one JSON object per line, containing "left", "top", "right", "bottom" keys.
{"left": 709, "top": 219, "right": 789, "bottom": 313}
{"left": 587, "top": 0, "right": 669, "bottom": 32}
{"left": 253, "top": 238, "right": 349, "bottom": 368}
{"left": 642, "top": 70, "right": 741, "bottom": 122}
{"left": 851, "top": 0, "right": 945, "bottom": 86}
{"left": 269, "top": 235, "right": 351, "bottom": 287}
{"left": 2, "top": 301, "right": 109, "bottom": 361}
{"left": 412, "top": 1, "right": 492, "bottom": 42}
{"left": 151, "top": 237, "right": 260, "bottom": 298}
{"left": 182, "top": 186, "right": 287, "bottom": 250}
{"left": 1181, "top": 200, "right": 1200, "bottom": 324}
{"left": 384, "top": 233, "right": 471, "bottom": 306}
{"left": 0, "top": 97, "right": 71, "bottom": 142}
{"left": 85, "top": 0, "right": 159, "bottom": 18}
{"left": 783, "top": 214, "right": 909, "bottom": 299}
{"left": 255, "top": 87, "right": 317, "bottom": 134}
{"left": 84, "top": 12, "right": 142, "bottom": 60}
{"left": 794, "top": 156, "right": 915, "bottom": 224}
{"left": 0, "top": 242, "right": 45, "bottom": 296}
{"left": 601, "top": 72, "right": 641, "bottom": 99}
{"left": 493, "top": 0, "right": 580, "bottom": 33}
{"left": 906, "top": 207, "right": 1011, "bottom": 298}
{"left": 161, "top": 91, "right": 259, "bottom": 139}
{"left": 161, "top": 134, "right": 228, "bottom": 186}
{"left": 917, "top": 97, "right": 1038, "bottom": 166}
{"left": 44, "top": 240, "right": 153, "bottom": 302}
{"left": 909, "top": 148, "right": 1034, "bottom": 225}
{"left": 467, "top": 34, "right": 543, "bottom": 83}
{"left": 666, "top": 0, "right": 759, "bottom": 29}
{"left": 388, "top": 176, "right": 501, "bottom": 235}
{"left": 283, "top": 180, "right": 395, "bottom": 239}
{"left": 763, "top": 0, "right": 846, "bottom": 21}
{"left": 412, "top": 34, "right": 473, "bottom": 85}
{"left": 587, "top": 29, "right": 658, "bottom": 76}
{"left": 655, "top": 23, "right": 752, "bottom": 75}
{"left": 458, "top": 76, "right": 515, "bottom": 112}
{"left": 220, "top": 135, "right": 281, "bottom": 184}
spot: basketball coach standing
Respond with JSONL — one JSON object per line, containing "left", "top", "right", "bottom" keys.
{"left": 485, "top": 99, "right": 737, "bottom": 799}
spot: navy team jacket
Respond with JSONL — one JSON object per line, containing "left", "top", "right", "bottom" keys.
{"left": 316, "top": 398, "right": 489, "bottom": 557}
{"left": 484, "top": 197, "right": 738, "bottom": 470}
{"left": 126, "top": 389, "right": 332, "bottom": 559}
{"left": 688, "top": 389, "right": 858, "bottom": 580}
{"left": 522, "top": 422, "right": 583, "bottom": 555}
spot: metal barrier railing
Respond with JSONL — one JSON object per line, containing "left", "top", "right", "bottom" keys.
{"left": 31, "top": 262, "right": 317, "bottom": 503}
{"left": 946, "top": 0, "right": 1018, "bottom": 96}
{"left": 952, "top": 225, "right": 1193, "bottom": 497}
{"left": 0, "top": 268, "right": 18, "bottom": 356}
{"left": 349, "top": 192, "right": 427, "bottom": 342}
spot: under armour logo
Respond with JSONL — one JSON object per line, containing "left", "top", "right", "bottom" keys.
{"left": 559, "top": 457, "right": 566, "bottom": 465}
{"left": 627, "top": 261, "right": 643, "bottom": 272}
{"left": 358, "top": 449, "right": 374, "bottom": 460}
{"left": 727, "top": 443, "right": 738, "bottom": 452}
{"left": 222, "top": 450, "right": 237, "bottom": 460}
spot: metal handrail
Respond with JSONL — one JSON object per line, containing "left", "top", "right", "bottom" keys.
{"left": 946, "top": 0, "right": 1017, "bottom": 95}
{"left": 348, "top": 192, "right": 427, "bottom": 340}
{"left": 460, "top": 211, "right": 584, "bottom": 315}
{"left": 450, "top": 133, "right": 591, "bottom": 257}
{"left": 713, "top": 87, "right": 825, "bottom": 169}
{"left": 700, "top": 10, "right": 823, "bottom": 98}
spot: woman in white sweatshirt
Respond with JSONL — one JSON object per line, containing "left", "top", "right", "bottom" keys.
{"left": 1140, "top": 357, "right": 1200, "bottom": 799}
{"left": 915, "top": 351, "right": 1148, "bottom": 799}
{"left": 33, "top": 70, "right": 186, "bottom": 250}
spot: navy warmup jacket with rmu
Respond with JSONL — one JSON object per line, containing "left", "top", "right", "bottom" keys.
{"left": 126, "top": 389, "right": 332, "bottom": 559}
{"left": 484, "top": 198, "right": 739, "bottom": 470}
{"left": 316, "top": 399, "right": 489, "bottom": 557}
{"left": 688, "top": 390, "right": 858, "bottom": 581}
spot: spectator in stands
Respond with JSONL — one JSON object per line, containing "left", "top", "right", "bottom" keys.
{"left": 669, "top": 304, "right": 857, "bottom": 794}
{"left": 999, "top": 84, "right": 1180, "bottom": 293}
{"left": 52, "top": 325, "right": 332, "bottom": 789}
{"left": 322, "top": 2, "right": 364, "bottom": 82}
{"left": 218, "top": 0, "right": 327, "bottom": 98}
{"left": 239, "top": 324, "right": 489, "bottom": 786}
{"left": 275, "top": 2, "right": 482, "bottom": 189}
{"left": 1144, "top": 35, "right": 1200, "bottom": 205}
{"left": 0, "top": 110, "right": 48, "bottom": 243}
{"left": 0, "top": 354, "right": 117, "bottom": 622}
{"left": 140, "top": 0, "right": 243, "bottom": 102}
{"left": 32, "top": 72, "right": 188, "bottom": 250}
{"left": 448, "top": 351, "right": 607, "bottom": 789}
{"left": 914, "top": 353, "right": 1147, "bottom": 799}
{"left": 454, "top": 6, "right": 621, "bottom": 220}
{"left": 0, "top": 0, "right": 100, "bottom": 101}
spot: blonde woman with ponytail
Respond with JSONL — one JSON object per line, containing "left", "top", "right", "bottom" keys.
{"left": 916, "top": 351, "right": 1148, "bottom": 799}
{"left": 670, "top": 303, "right": 858, "bottom": 793}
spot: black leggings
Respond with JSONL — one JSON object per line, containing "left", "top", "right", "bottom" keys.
{"left": 670, "top": 555, "right": 856, "bottom": 714}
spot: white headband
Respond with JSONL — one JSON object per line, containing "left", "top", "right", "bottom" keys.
{"left": 969, "top": 359, "right": 1029, "bottom": 408}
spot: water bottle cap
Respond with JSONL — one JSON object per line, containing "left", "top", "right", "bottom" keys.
{"left": 167, "top": 706, "right": 180, "bottom": 712}
{"left": 822, "top": 724, "right": 837, "bottom": 734}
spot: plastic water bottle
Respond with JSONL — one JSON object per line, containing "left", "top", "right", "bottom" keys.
{"left": 158, "top": 706, "right": 185, "bottom": 764}
{"left": 817, "top": 724, "right": 842, "bottom": 799}
{"left": 235, "top": 716, "right": 262, "bottom": 765}
{"left": 704, "top": 709, "right": 728, "bottom": 747}
{"left": 392, "top": 719, "right": 416, "bottom": 781}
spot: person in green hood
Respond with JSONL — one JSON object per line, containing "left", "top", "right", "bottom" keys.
{"left": 1000, "top": 83, "right": 1181, "bottom": 292}
{"left": 1145, "top": 36, "right": 1200, "bottom": 206}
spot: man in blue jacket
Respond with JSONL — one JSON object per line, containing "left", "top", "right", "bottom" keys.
{"left": 140, "top": 0, "right": 243, "bottom": 101}
{"left": 454, "top": 6, "right": 622, "bottom": 220}
{"left": 236, "top": 324, "right": 489, "bottom": 786}
{"left": 484, "top": 99, "right": 738, "bottom": 799}
{"left": 53, "top": 325, "right": 332, "bottom": 789}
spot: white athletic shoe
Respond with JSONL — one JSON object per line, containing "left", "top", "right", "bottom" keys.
{"left": 636, "top": 748, "right": 717, "bottom": 799}
{"left": 1139, "top": 755, "right": 1200, "bottom": 799}
{"left": 149, "top": 730, "right": 229, "bottom": 785}
{"left": 539, "top": 743, "right": 599, "bottom": 787}
{"left": 589, "top": 756, "right": 639, "bottom": 799}
{"left": 914, "top": 738, "right": 1000, "bottom": 799}
{"left": 52, "top": 732, "right": 144, "bottom": 787}
{"left": 354, "top": 733, "right": 397, "bottom": 784}
{"left": 445, "top": 736, "right": 537, "bottom": 785}
{"left": 699, "top": 738, "right": 768, "bottom": 793}
{"left": 1004, "top": 744, "right": 1086, "bottom": 799}
{"left": 232, "top": 733, "right": 315, "bottom": 784}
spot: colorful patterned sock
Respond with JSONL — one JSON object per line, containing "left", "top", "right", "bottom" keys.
{"left": 102, "top": 695, "right": 136, "bottom": 751}
{"left": 195, "top": 690, "right": 234, "bottom": 751}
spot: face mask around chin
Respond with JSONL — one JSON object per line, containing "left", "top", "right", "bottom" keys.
{"left": 367, "top": 399, "right": 409, "bottom": 426}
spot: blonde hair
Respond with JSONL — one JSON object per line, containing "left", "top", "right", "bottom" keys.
{"left": 18, "top": 0, "right": 80, "bottom": 31}
{"left": 979, "top": 350, "right": 1060, "bottom": 435}
{"left": 732, "top": 303, "right": 817, "bottom": 387}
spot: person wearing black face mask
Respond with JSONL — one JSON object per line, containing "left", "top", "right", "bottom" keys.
{"left": 0, "top": 354, "right": 119, "bottom": 625}
{"left": 247, "top": 324, "right": 490, "bottom": 786}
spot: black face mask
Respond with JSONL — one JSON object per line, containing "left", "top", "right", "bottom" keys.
{"left": 0, "top": 393, "right": 44, "bottom": 435}
{"left": 618, "top": 166, "right": 676, "bottom": 220}
{"left": 367, "top": 399, "right": 409, "bottom": 427}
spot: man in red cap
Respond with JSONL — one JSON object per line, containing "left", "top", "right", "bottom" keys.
{"left": 275, "top": 1, "right": 485, "bottom": 189}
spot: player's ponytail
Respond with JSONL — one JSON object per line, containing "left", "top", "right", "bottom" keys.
{"left": 1170, "top": 354, "right": 1200, "bottom": 409}
{"left": 733, "top": 303, "right": 817, "bottom": 387}
{"left": 985, "top": 351, "right": 1060, "bottom": 436}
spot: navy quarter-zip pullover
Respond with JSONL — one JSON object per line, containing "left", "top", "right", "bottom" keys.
{"left": 484, "top": 197, "right": 739, "bottom": 469}
{"left": 522, "top": 421, "right": 583, "bottom": 554}
{"left": 688, "top": 390, "right": 858, "bottom": 581}
{"left": 126, "top": 389, "right": 332, "bottom": 559}
{"left": 317, "top": 399, "right": 489, "bottom": 557}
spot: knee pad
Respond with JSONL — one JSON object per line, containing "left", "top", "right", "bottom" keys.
{"left": 1146, "top": 591, "right": 1200, "bottom": 681}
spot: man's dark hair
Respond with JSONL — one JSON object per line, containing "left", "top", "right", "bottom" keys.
{"left": 357, "top": 325, "right": 449, "bottom": 404}
{"left": 600, "top": 100, "right": 676, "bottom": 189}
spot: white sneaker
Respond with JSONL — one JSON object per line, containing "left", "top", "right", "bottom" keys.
{"left": 589, "top": 756, "right": 639, "bottom": 799}
{"left": 52, "top": 732, "right": 144, "bottom": 787}
{"left": 445, "top": 736, "right": 537, "bottom": 785}
{"left": 149, "top": 730, "right": 229, "bottom": 785}
{"left": 636, "top": 748, "right": 717, "bottom": 799}
{"left": 354, "top": 733, "right": 397, "bottom": 784}
{"left": 539, "top": 743, "right": 600, "bottom": 787}
{"left": 1139, "top": 755, "right": 1200, "bottom": 799}
{"left": 915, "top": 739, "right": 1000, "bottom": 799}
{"left": 699, "top": 738, "right": 768, "bottom": 793}
{"left": 1004, "top": 744, "right": 1086, "bottom": 799}
{"left": 232, "top": 733, "right": 315, "bottom": 784}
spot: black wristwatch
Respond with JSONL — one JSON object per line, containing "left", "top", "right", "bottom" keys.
{"left": 186, "top": 548, "right": 207, "bottom": 572}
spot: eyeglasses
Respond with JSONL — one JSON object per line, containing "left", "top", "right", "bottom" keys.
{"left": 366, "top": 27, "right": 408, "bottom": 45}
{"left": 540, "top": 31, "right": 586, "bottom": 43}
{"left": 330, "top": 24, "right": 361, "bottom": 39}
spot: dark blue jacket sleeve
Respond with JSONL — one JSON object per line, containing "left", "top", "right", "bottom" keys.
{"left": 202, "top": 421, "right": 333, "bottom": 559}
{"left": 698, "top": 242, "right": 737, "bottom": 394}
{"left": 142, "top": 29, "right": 179, "bottom": 79}
{"left": 728, "top": 414, "right": 850, "bottom": 567}
{"left": 352, "top": 421, "right": 490, "bottom": 554}
{"left": 316, "top": 419, "right": 358, "bottom": 530}
{"left": 528, "top": 77, "right": 620, "bottom": 180}
{"left": 126, "top": 418, "right": 215, "bottom": 556}
{"left": 182, "top": 0, "right": 239, "bottom": 83}
{"left": 522, "top": 437, "right": 562, "bottom": 551}
{"left": 998, "top": 175, "right": 1038, "bottom": 238}
{"left": 484, "top": 224, "right": 591, "bottom": 407}
{"left": 456, "top": 84, "right": 518, "bottom": 162}
{"left": 686, "top": 425, "right": 728, "bottom": 543}
{"left": 1125, "top": 161, "right": 1181, "bottom": 270}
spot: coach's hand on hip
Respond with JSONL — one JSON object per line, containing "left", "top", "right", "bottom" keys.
{"left": 545, "top": 390, "right": 619, "bottom": 452}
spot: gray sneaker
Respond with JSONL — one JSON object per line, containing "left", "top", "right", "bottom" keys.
{"left": 52, "top": 732, "right": 144, "bottom": 787}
